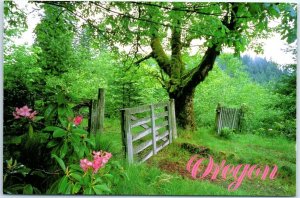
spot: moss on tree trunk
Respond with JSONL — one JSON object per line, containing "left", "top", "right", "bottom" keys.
{"left": 171, "top": 89, "right": 196, "bottom": 130}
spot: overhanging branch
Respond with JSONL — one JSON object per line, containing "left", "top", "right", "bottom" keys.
{"left": 150, "top": 36, "right": 171, "bottom": 77}
{"left": 181, "top": 44, "right": 220, "bottom": 95}
{"left": 134, "top": 52, "right": 153, "bottom": 65}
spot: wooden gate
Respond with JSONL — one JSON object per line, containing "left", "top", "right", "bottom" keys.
{"left": 215, "top": 103, "right": 245, "bottom": 134}
{"left": 120, "top": 99, "right": 177, "bottom": 163}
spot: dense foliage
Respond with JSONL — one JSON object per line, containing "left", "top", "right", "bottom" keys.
{"left": 37, "top": 1, "right": 297, "bottom": 129}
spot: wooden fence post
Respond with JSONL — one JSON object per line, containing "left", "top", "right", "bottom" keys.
{"left": 90, "top": 88, "right": 105, "bottom": 134}
{"left": 217, "top": 103, "right": 223, "bottom": 134}
{"left": 90, "top": 99, "right": 98, "bottom": 134}
{"left": 215, "top": 103, "right": 221, "bottom": 131}
{"left": 150, "top": 104, "right": 157, "bottom": 155}
{"left": 231, "top": 108, "right": 237, "bottom": 129}
{"left": 120, "top": 109, "right": 127, "bottom": 159}
{"left": 239, "top": 104, "right": 246, "bottom": 131}
{"left": 88, "top": 100, "right": 92, "bottom": 132}
{"left": 167, "top": 101, "right": 173, "bottom": 143}
{"left": 122, "top": 109, "right": 133, "bottom": 163}
{"left": 169, "top": 99, "right": 177, "bottom": 139}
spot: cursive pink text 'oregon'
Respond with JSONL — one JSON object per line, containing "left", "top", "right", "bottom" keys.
{"left": 186, "top": 155, "right": 278, "bottom": 191}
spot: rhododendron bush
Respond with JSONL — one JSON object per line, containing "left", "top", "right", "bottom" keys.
{"left": 4, "top": 94, "right": 125, "bottom": 195}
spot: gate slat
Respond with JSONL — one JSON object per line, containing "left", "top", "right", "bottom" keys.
{"left": 140, "top": 150, "right": 154, "bottom": 163}
{"left": 155, "top": 121, "right": 169, "bottom": 131}
{"left": 156, "top": 139, "right": 170, "bottom": 153}
{"left": 131, "top": 116, "right": 151, "bottom": 128}
{"left": 132, "top": 128, "right": 152, "bottom": 142}
{"left": 156, "top": 130, "right": 169, "bottom": 141}
{"left": 134, "top": 139, "right": 153, "bottom": 155}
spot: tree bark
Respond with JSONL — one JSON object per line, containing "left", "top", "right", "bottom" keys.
{"left": 171, "top": 89, "right": 196, "bottom": 130}
{"left": 172, "top": 45, "right": 219, "bottom": 130}
{"left": 148, "top": 18, "right": 221, "bottom": 131}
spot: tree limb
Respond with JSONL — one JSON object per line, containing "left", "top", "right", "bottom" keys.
{"left": 179, "top": 3, "right": 239, "bottom": 96}
{"left": 170, "top": 19, "right": 185, "bottom": 78}
{"left": 90, "top": 2, "right": 215, "bottom": 36}
{"left": 181, "top": 44, "right": 220, "bottom": 95}
{"left": 133, "top": 2, "right": 224, "bottom": 17}
{"left": 134, "top": 52, "right": 153, "bottom": 65}
{"left": 150, "top": 36, "right": 171, "bottom": 76}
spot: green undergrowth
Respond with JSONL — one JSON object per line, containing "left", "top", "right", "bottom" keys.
{"left": 112, "top": 163, "right": 246, "bottom": 195}
{"left": 100, "top": 118, "right": 296, "bottom": 196}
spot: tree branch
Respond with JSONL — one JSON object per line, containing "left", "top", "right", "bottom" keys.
{"left": 134, "top": 52, "right": 153, "bottom": 65}
{"left": 170, "top": 19, "right": 185, "bottom": 78}
{"left": 90, "top": 2, "right": 215, "bottom": 36}
{"left": 171, "top": 23, "right": 182, "bottom": 58}
{"left": 148, "top": 70, "right": 166, "bottom": 88}
{"left": 178, "top": 3, "right": 240, "bottom": 96}
{"left": 133, "top": 2, "right": 224, "bottom": 17}
{"left": 150, "top": 36, "right": 171, "bottom": 76}
{"left": 222, "top": 3, "right": 239, "bottom": 31}
{"left": 180, "top": 44, "right": 220, "bottom": 95}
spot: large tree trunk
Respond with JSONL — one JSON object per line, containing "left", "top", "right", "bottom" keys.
{"left": 171, "top": 89, "right": 196, "bottom": 130}
{"left": 150, "top": 29, "right": 219, "bottom": 131}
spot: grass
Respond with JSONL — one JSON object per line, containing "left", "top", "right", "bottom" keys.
{"left": 99, "top": 118, "right": 296, "bottom": 196}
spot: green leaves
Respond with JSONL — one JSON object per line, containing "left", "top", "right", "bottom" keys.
{"left": 35, "top": 4, "right": 77, "bottom": 76}
{"left": 60, "top": 142, "right": 68, "bottom": 158}
{"left": 23, "top": 184, "right": 33, "bottom": 194}
{"left": 93, "top": 184, "right": 111, "bottom": 194}
{"left": 83, "top": 187, "right": 93, "bottom": 195}
{"left": 58, "top": 176, "right": 68, "bottom": 194}
{"left": 51, "top": 154, "right": 66, "bottom": 172}
{"left": 72, "top": 183, "right": 81, "bottom": 194}
{"left": 44, "top": 126, "right": 68, "bottom": 138}
{"left": 53, "top": 128, "right": 67, "bottom": 138}
{"left": 44, "top": 104, "right": 57, "bottom": 123}
{"left": 47, "top": 140, "right": 58, "bottom": 148}
{"left": 70, "top": 173, "right": 81, "bottom": 182}
{"left": 73, "top": 128, "right": 88, "bottom": 136}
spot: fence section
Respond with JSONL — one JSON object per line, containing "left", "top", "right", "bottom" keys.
{"left": 215, "top": 103, "right": 244, "bottom": 134}
{"left": 121, "top": 99, "right": 177, "bottom": 163}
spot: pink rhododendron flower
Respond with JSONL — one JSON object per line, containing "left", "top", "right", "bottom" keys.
{"left": 92, "top": 151, "right": 101, "bottom": 156}
{"left": 13, "top": 105, "right": 37, "bottom": 120}
{"left": 13, "top": 112, "right": 20, "bottom": 119}
{"left": 80, "top": 150, "right": 112, "bottom": 173}
{"left": 73, "top": 116, "right": 83, "bottom": 126}
{"left": 103, "top": 152, "right": 112, "bottom": 163}
{"left": 29, "top": 111, "right": 37, "bottom": 119}
{"left": 80, "top": 158, "right": 93, "bottom": 172}
{"left": 92, "top": 156, "right": 104, "bottom": 173}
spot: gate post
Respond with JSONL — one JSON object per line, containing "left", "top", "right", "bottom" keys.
{"left": 121, "top": 109, "right": 133, "bottom": 163}
{"left": 150, "top": 104, "right": 157, "bottom": 155}
{"left": 90, "top": 88, "right": 105, "bottom": 134}
{"left": 169, "top": 99, "right": 177, "bottom": 139}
